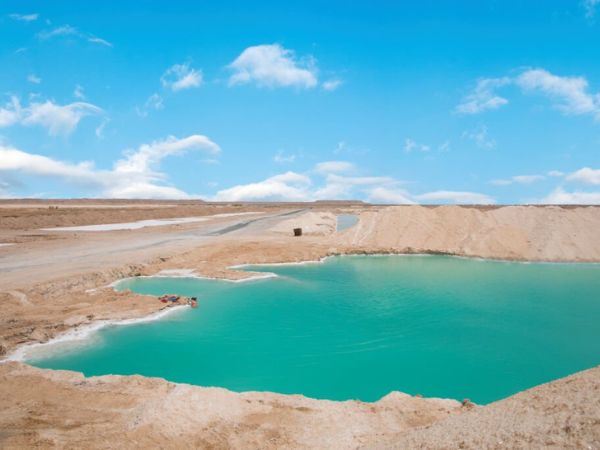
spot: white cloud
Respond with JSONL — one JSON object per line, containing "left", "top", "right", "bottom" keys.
{"left": 273, "top": 150, "right": 296, "bottom": 164}
{"left": 438, "top": 140, "right": 451, "bottom": 152}
{"left": 37, "top": 25, "right": 112, "bottom": 48}
{"left": 456, "top": 77, "right": 511, "bottom": 114}
{"left": 367, "top": 187, "right": 415, "bottom": 204}
{"left": 415, "top": 191, "right": 496, "bottom": 204}
{"left": 541, "top": 187, "right": 600, "bottom": 204}
{"left": 548, "top": 170, "right": 565, "bottom": 177}
{"left": 0, "top": 147, "right": 97, "bottom": 183}
{"left": 213, "top": 171, "right": 311, "bottom": 202}
{"left": 228, "top": 44, "right": 318, "bottom": 89}
{"left": 404, "top": 138, "right": 430, "bottom": 153}
{"left": 491, "top": 174, "right": 545, "bottom": 186}
{"left": 0, "top": 97, "right": 102, "bottom": 136}
{"left": 584, "top": 0, "right": 600, "bottom": 18}
{"left": 457, "top": 69, "right": 600, "bottom": 121}
{"left": 88, "top": 36, "right": 113, "bottom": 47}
{"left": 0, "top": 134, "right": 219, "bottom": 199}
{"left": 462, "top": 125, "right": 495, "bottom": 150}
{"left": 27, "top": 74, "right": 41, "bottom": 84}
{"left": 9, "top": 13, "right": 39, "bottom": 22}
{"left": 322, "top": 79, "right": 342, "bottom": 91}
{"left": 136, "top": 93, "right": 163, "bottom": 117}
{"left": 161, "top": 63, "right": 202, "bottom": 91}
{"left": 516, "top": 69, "right": 600, "bottom": 120}
{"left": 114, "top": 135, "right": 220, "bottom": 177}
{"left": 314, "top": 174, "right": 399, "bottom": 200}
{"left": 95, "top": 118, "right": 109, "bottom": 139}
{"left": 0, "top": 96, "right": 22, "bottom": 127}
{"left": 212, "top": 166, "right": 402, "bottom": 202}
{"left": 74, "top": 85, "right": 85, "bottom": 100}
{"left": 38, "top": 25, "right": 78, "bottom": 40}
{"left": 23, "top": 101, "right": 102, "bottom": 136}
{"left": 566, "top": 167, "right": 600, "bottom": 185}
{"left": 314, "top": 161, "right": 355, "bottom": 174}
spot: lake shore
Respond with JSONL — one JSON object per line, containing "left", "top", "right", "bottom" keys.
{"left": 1, "top": 201, "right": 599, "bottom": 448}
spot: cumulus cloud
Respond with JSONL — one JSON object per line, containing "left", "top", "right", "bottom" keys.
{"left": 415, "top": 191, "right": 496, "bottom": 204}
{"left": 212, "top": 165, "right": 403, "bottom": 202}
{"left": 228, "top": 44, "right": 318, "bottom": 89}
{"left": 0, "top": 96, "right": 103, "bottom": 136}
{"left": 548, "top": 170, "right": 565, "bottom": 177}
{"left": 367, "top": 187, "right": 415, "bottom": 204}
{"left": 0, "top": 135, "right": 220, "bottom": 199}
{"left": 22, "top": 101, "right": 103, "bottom": 136}
{"left": 9, "top": 13, "right": 39, "bottom": 22}
{"left": 566, "top": 167, "right": 600, "bottom": 185}
{"left": 161, "top": 63, "right": 202, "bottom": 91}
{"left": 213, "top": 171, "right": 311, "bottom": 202}
{"left": 456, "top": 77, "right": 511, "bottom": 114}
{"left": 491, "top": 174, "right": 546, "bottom": 186}
{"left": 114, "top": 135, "right": 220, "bottom": 178}
{"left": 457, "top": 68, "right": 600, "bottom": 120}
{"left": 211, "top": 159, "right": 496, "bottom": 204}
{"left": 516, "top": 69, "right": 600, "bottom": 120}
{"left": 314, "top": 174, "right": 399, "bottom": 200}
{"left": 541, "top": 187, "right": 600, "bottom": 204}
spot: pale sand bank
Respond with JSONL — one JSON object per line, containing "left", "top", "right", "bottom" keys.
{"left": 1, "top": 203, "right": 600, "bottom": 448}
{"left": 0, "top": 361, "right": 597, "bottom": 449}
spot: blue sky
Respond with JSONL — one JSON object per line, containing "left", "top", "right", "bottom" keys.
{"left": 1, "top": 1, "right": 600, "bottom": 204}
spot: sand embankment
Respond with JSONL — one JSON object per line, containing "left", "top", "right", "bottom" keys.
{"left": 1, "top": 203, "right": 600, "bottom": 448}
{"left": 0, "top": 361, "right": 597, "bottom": 449}
{"left": 339, "top": 205, "right": 600, "bottom": 261}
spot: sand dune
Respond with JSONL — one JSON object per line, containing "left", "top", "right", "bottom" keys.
{"left": 339, "top": 205, "right": 600, "bottom": 261}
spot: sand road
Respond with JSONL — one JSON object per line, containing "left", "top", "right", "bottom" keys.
{"left": 0, "top": 209, "right": 306, "bottom": 289}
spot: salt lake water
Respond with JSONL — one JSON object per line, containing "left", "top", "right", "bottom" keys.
{"left": 336, "top": 214, "right": 359, "bottom": 231}
{"left": 29, "top": 255, "right": 600, "bottom": 404}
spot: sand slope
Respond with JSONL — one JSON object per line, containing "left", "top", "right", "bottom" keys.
{"left": 2, "top": 203, "right": 600, "bottom": 448}
{"left": 0, "top": 362, "right": 598, "bottom": 449}
{"left": 340, "top": 205, "right": 600, "bottom": 261}
{"left": 0, "top": 362, "right": 463, "bottom": 449}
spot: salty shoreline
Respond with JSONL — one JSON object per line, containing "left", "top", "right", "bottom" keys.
{"left": 1, "top": 202, "right": 600, "bottom": 448}
{"left": 11, "top": 250, "right": 598, "bottom": 369}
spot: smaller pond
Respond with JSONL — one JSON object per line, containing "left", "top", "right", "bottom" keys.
{"left": 336, "top": 214, "right": 359, "bottom": 232}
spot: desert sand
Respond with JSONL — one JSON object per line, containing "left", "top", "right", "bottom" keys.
{"left": 1, "top": 201, "right": 599, "bottom": 448}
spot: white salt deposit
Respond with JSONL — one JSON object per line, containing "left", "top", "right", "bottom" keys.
{"left": 41, "top": 212, "right": 260, "bottom": 232}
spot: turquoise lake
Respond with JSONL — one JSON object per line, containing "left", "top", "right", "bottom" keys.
{"left": 29, "top": 255, "right": 600, "bottom": 404}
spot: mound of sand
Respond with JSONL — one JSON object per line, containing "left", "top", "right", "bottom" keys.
{"left": 339, "top": 205, "right": 600, "bottom": 261}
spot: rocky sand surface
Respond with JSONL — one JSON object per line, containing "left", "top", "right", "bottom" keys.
{"left": 1, "top": 202, "right": 599, "bottom": 448}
